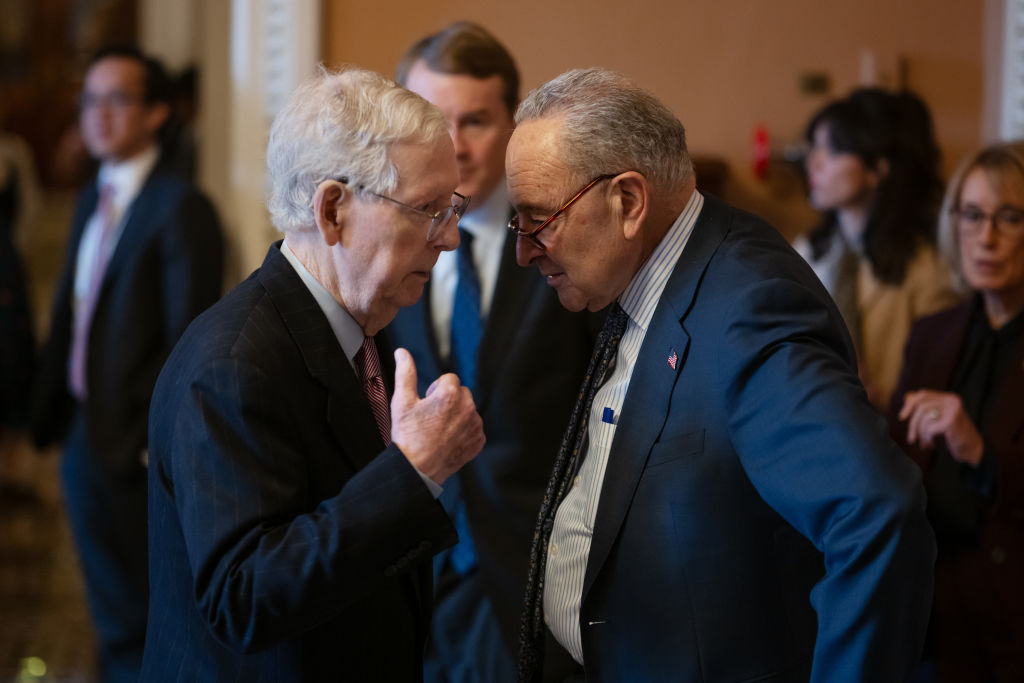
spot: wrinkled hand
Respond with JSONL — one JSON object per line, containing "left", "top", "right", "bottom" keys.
{"left": 899, "top": 389, "right": 984, "bottom": 466}
{"left": 390, "top": 348, "right": 485, "bottom": 485}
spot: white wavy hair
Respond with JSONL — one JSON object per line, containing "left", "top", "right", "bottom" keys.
{"left": 515, "top": 68, "right": 693, "bottom": 192}
{"left": 266, "top": 65, "right": 449, "bottom": 233}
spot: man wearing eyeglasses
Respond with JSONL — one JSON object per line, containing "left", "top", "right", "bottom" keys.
{"left": 511, "top": 69, "right": 936, "bottom": 683}
{"left": 387, "top": 22, "right": 595, "bottom": 682}
{"left": 29, "top": 46, "right": 224, "bottom": 683}
{"left": 140, "top": 67, "right": 486, "bottom": 681}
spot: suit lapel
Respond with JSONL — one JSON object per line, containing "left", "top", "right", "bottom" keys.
{"left": 921, "top": 303, "right": 973, "bottom": 393}
{"left": 987, "top": 323, "right": 1024, "bottom": 447}
{"left": 476, "top": 232, "right": 536, "bottom": 410}
{"left": 100, "top": 166, "right": 161, "bottom": 293}
{"left": 581, "top": 195, "right": 729, "bottom": 602}
{"left": 259, "top": 243, "right": 385, "bottom": 472}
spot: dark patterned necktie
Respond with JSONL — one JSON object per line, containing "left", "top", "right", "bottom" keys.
{"left": 355, "top": 336, "right": 391, "bottom": 446}
{"left": 518, "top": 303, "right": 629, "bottom": 682}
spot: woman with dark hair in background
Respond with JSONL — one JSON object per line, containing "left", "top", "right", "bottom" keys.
{"left": 889, "top": 140, "right": 1024, "bottom": 683}
{"left": 796, "top": 88, "right": 960, "bottom": 409}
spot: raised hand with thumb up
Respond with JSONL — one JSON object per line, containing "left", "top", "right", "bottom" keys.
{"left": 390, "top": 348, "right": 485, "bottom": 485}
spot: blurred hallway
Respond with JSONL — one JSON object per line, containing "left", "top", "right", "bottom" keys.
{"left": 1, "top": 192, "right": 97, "bottom": 683}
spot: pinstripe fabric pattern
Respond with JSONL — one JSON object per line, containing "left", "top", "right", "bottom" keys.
{"left": 541, "top": 191, "right": 703, "bottom": 666}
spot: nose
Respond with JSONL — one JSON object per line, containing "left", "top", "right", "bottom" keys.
{"left": 431, "top": 214, "right": 461, "bottom": 252}
{"left": 977, "top": 218, "right": 999, "bottom": 245}
{"left": 515, "top": 234, "right": 543, "bottom": 267}
{"left": 451, "top": 125, "right": 469, "bottom": 159}
{"left": 805, "top": 148, "right": 822, "bottom": 174}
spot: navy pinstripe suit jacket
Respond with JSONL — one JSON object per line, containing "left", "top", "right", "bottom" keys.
{"left": 142, "top": 242, "right": 457, "bottom": 682}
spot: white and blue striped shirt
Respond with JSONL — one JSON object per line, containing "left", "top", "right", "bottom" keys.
{"left": 544, "top": 190, "right": 704, "bottom": 664}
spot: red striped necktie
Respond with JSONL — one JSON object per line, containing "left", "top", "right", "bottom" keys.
{"left": 355, "top": 336, "right": 391, "bottom": 446}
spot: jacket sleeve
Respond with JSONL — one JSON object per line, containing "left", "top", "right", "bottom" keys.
{"left": 717, "top": 274, "right": 936, "bottom": 683}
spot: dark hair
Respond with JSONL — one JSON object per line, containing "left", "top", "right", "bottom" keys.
{"left": 396, "top": 21, "right": 519, "bottom": 115}
{"left": 88, "top": 44, "right": 172, "bottom": 106}
{"left": 805, "top": 88, "right": 943, "bottom": 285}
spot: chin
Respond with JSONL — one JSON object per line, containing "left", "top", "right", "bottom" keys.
{"left": 554, "top": 289, "right": 589, "bottom": 313}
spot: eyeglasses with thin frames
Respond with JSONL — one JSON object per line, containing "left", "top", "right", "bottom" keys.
{"left": 953, "top": 204, "right": 1024, "bottom": 239}
{"left": 508, "top": 174, "right": 619, "bottom": 250}
{"left": 334, "top": 177, "right": 470, "bottom": 241}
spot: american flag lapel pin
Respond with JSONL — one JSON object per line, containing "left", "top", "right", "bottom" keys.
{"left": 667, "top": 349, "right": 678, "bottom": 370}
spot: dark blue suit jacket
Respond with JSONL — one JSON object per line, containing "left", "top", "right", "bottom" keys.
{"left": 30, "top": 158, "right": 224, "bottom": 465}
{"left": 574, "top": 195, "right": 935, "bottom": 682}
{"left": 142, "top": 243, "right": 458, "bottom": 681}
{"left": 387, "top": 231, "right": 597, "bottom": 673}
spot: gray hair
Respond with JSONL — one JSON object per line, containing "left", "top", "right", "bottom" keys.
{"left": 266, "top": 65, "right": 449, "bottom": 233}
{"left": 514, "top": 68, "right": 693, "bottom": 192}
{"left": 937, "top": 139, "right": 1024, "bottom": 291}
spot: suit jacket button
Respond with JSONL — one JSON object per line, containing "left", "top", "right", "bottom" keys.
{"left": 396, "top": 557, "right": 409, "bottom": 569}
{"left": 419, "top": 540, "right": 432, "bottom": 551}
{"left": 384, "top": 566, "right": 397, "bottom": 577}
{"left": 991, "top": 546, "right": 1007, "bottom": 565}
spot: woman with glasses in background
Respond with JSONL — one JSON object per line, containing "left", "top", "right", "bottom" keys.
{"left": 797, "top": 88, "right": 960, "bottom": 409}
{"left": 889, "top": 140, "right": 1024, "bottom": 683}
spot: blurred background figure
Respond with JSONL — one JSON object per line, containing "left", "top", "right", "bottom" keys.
{"left": 889, "top": 140, "right": 1024, "bottom": 683}
{"left": 796, "top": 88, "right": 961, "bottom": 409}
{"left": 0, "top": 92, "right": 40, "bottom": 486}
{"left": 27, "top": 45, "right": 224, "bottom": 683}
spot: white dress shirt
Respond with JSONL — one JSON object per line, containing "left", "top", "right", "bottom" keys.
{"left": 72, "top": 144, "right": 160, "bottom": 306}
{"left": 428, "top": 182, "right": 509, "bottom": 360}
{"left": 544, "top": 190, "right": 704, "bottom": 664}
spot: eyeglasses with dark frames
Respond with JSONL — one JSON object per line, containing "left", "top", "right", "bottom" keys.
{"left": 953, "top": 204, "right": 1024, "bottom": 239}
{"left": 508, "top": 174, "right": 619, "bottom": 250}
{"left": 333, "top": 177, "right": 470, "bottom": 240}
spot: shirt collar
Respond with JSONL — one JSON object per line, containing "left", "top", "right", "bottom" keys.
{"left": 279, "top": 239, "right": 365, "bottom": 365}
{"left": 458, "top": 180, "right": 510, "bottom": 239}
{"left": 97, "top": 144, "right": 160, "bottom": 209}
{"left": 619, "top": 190, "right": 704, "bottom": 331}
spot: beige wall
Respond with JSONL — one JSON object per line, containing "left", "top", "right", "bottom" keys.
{"left": 323, "top": 0, "right": 986, "bottom": 239}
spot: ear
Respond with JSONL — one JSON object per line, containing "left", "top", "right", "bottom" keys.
{"left": 144, "top": 102, "right": 171, "bottom": 136}
{"left": 312, "top": 180, "right": 347, "bottom": 246}
{"left": 870, "top": 158, "right": 891, "bottom": 187}
{"left": 612, "top": 172, "right": 650, "bottom": 241}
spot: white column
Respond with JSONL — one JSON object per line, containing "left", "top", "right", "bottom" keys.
{"left": 139, "top": 0, "right": 200, "bottom": 72}
{"left": 1000, "top": 0, "right": 1024, "bottom": 139}
{"left": 198, "top": 0, "right": 322, "bottom": 284}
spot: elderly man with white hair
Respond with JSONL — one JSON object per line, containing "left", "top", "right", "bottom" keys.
{"left": 140, "top": 66, "right": 485, "bottom": 681}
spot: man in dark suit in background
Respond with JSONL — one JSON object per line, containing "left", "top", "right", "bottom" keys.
{"left": 29, "top": 46, "right": 223, "bottom": 683}
{"left": 510, "top": 68, "right": 936, "bottom": 682}
{"left": 141, "top": 66, "right": 485, "bottom": 681}
{"left": 387, "top": 22, "right": 593, "bottom": 682}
